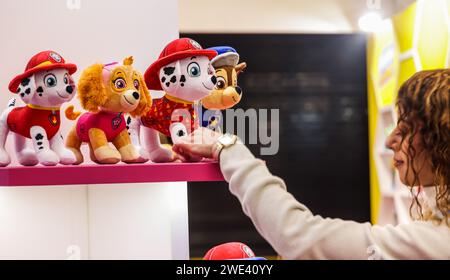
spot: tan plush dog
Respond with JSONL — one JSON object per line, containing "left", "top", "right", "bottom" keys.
{"left": 201, "top": 46, "right": 246, "bottom": 110}
{"left": 201, "top": 62, "right": 246, "bottom": 110}
{"left": 200, "top": 47, "right": 246, "bottom": 131}
{"left": 65, "top": 57, "right": 151, "bottom": 164}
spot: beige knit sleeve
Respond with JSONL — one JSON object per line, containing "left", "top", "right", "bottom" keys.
{"left": 219, "top": 143, "right": 450, "bottom": 260}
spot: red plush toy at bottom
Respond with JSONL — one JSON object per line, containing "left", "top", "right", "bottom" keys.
{"left": 203, "top": 242, "right": 265, "bottom": 260}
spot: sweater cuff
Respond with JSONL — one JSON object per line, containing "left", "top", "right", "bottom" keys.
{"left": 219, "top": 143, "right": 255, "bottom": 180}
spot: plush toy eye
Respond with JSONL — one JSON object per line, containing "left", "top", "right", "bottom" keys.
{"left": 44, "top": 74, "right": 57, "bottom": 87}
{"left": 63, "top": 73, "right": 69, "bottom": 84}
{"left": 133, "top": 79, "right": 140, "bottom": 90}
{"left": 114, "top": 78, "right": 127, "bottom": 89}
{"left": 187, "top": 62, "right": 201, "bottom": 77}
{"left": 215, "top": 77, "right": 226, "bottom": 89}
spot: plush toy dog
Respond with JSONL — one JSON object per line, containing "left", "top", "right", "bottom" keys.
{"left": 128, "top": 38, "right": 217, "bottom": 162}
{"left": 65, "top": 57, "right": 151, "bottom": 165}
{"left": 0, "top": 50, "right": 77, "bottom": 167}
{"left": 202, "top": 46, "right": 246, "bottom": 110}
{"left": 200, "top": 46, "right": 247, "bottom": 130}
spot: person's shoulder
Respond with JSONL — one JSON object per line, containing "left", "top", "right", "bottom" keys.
{"left": 397, "top": 220, "right": 450, "bottom": 243}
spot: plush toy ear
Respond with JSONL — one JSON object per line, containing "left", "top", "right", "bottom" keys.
{"left": 77, "top": 64, "right": 107, "bottom": 112}
{"left": 235, "top": 62, "right": 247, "bottom": 75}
{"left": 123, "top": 56, "right": 134, "bottom": 66}
{"left": 130, "top": 73, "right": 152, "bottom": 117}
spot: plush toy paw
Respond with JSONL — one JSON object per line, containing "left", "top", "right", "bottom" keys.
{"left": 138, "top": 146, "right": 150, "bottom": 160}
{"left": 58, "top": 148, "right": 77, "bottom": 165}
{"left": 149, "top": 146, "right": 175, "bottom": 163}
{"left": 17, "top": 148, "right": 38, "bottom": 166}
{"left": 94, "top": 146, "right": 121, "bottom": 164}
{"left": 68, "top": 148, "right": 84, "bottom": 165}
{"left": 37, "top": 149, "right": 60, "bottom": 166}
{"left": 0, "top": 149, "right": 11, "bottom": 167}
{"left": 119, "top": 144, "right": 148, "bottom": 164}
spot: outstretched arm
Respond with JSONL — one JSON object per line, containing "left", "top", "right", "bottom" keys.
{"left": 173, "top": 128, "right": 450, "bottom": 260}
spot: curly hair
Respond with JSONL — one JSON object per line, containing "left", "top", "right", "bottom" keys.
{"left": 396, "top": 69, "right": 449, "bottom": 225}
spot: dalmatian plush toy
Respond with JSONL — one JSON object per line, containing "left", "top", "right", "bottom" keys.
{"left": 128, "top": 38, "right": 217, "bottom": 162}
{"left": 0, "top": 50, "right": 77, "bottom": 166}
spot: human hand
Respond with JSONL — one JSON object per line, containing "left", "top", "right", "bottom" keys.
{"left": 172, "top": 128, "right": 223, "bottom": 162}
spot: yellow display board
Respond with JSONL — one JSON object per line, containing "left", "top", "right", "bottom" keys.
{"left": 392, "top": 2, "right": 417, "bottom": 53}
{"left": 367, "top": 69, "right": 381, "bottom": 223}
{"left": 367, "top": 20, "right": 399, "bottom": 108}
{"left": 392, "top": 0, "right": 450, "bottom": 87}
{"left": 398, "top": 58, "right": 417, "bottom": 89}
{"left": 417, "top": 0, "right": 449, "bottom": 70}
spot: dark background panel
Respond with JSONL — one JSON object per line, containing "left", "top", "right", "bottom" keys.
{"left": 182, "top": 34, "right": 370, "bottom": 258}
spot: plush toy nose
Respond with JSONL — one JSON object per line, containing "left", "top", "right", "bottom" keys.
{"left": 66, "top": 85, "right": 74, "bottom": 94}
{"left": 235, "top": 86, "right": 242, "bottom": 95}
{"left": 132, "top": 91, "right": 140, "bottom": 100}
{"left": 211, "top": 76, "right": 217, "bottom": 85}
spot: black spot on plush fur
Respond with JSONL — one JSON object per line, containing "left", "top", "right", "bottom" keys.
{"left": 127, "top": 116, "right": 132, "bottom": 125}
{"left": 21, "top": 78, "right": 30, "bottom": 86}
{"left": 25, "top": 88, "right": 31, "bottom": 94}
{"left": 36, "top": 86, "right": 44, "bottom": 93}
{"left": 177, "top": 130, "right": 185, "bottom": 137}
{"left": 165, "top": 82, "right": 170, "bottom": 87}
{"left": 163, "top": 67, "right": 175, "bottom": 76}
{"left": 35, "top": 134, "right": 44, "bottom": 141}
{"left": 170, "top": 76, "right": 177, "bottom": 83}
{"left": 39, "top": 147, "right": 44, "bottom": 150}
{"left": 20, "top": 93, "right": 25, "bottom": 97}
{"left": 180, "top": 75, "right": 186, "bottom": 87}
{"left": 37, "top": 142, "right": 43, "bottom": 146}
{"left": 161, "top": 77, "right": 166, "bottom": 83}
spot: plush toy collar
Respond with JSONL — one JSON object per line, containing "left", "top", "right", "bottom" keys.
{"left": 165, "top": 94, "right": 194, "bottom": 105}
{"left": 27, "top": 104, "right": 61, "bottom": 111}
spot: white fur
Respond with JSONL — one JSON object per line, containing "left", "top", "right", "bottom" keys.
{"left": 129, "top": 55, "right": 216, "bottom": 162}
{"left": 0, "top": 69, "right": 77, "bottom": 167}
{"left": 14, "top": 133, "right": 38, "bottom": 166}
{"left": 159, "top": 56, "right": 215, "bottom": 102}
{"left": 0, "top": 107, "right": 14, "bottom": 166}
{"left": 30, "top": 126, "right": 59, "bottom": 166}
{"left": 141, "top": 126, "right": 173, "bottom": 162}
{"left": 50, "top": 132, "right": 76, "bottom": 165}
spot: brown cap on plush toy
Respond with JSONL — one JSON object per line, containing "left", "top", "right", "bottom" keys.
{"left": 144, "top": 38, "right": 217, "bottom": 91}
{"left": 9, "top": 50, "right": 77, "bottom": 93}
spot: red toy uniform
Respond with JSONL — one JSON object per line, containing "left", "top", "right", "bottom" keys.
{"left": 7, "top": 105, "right": 60, "bottom": 139}
{"left": 141, "top": 95, "right": 198, "bottom": 137}
{"left": 76, "top": 111, "right": 126, "bottom": 142}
